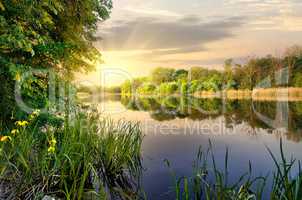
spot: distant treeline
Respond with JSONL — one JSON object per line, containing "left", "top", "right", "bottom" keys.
{"left": 120, "top": 45, "right": 302, "bottom": 96}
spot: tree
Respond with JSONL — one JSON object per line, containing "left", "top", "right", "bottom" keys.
{"left": 284, "top": 45, "right": 302, "bottom": 85}
{"left": 173, "top": 69, "right": 188, "bottom": 81}
{"left": 223, "top": 59, "right": 233, "bottom": 88}
{"left": 0, "top": 0, "right": 112, "bottom": 120}
{"left": 151, "top": 67, "right": 175, "bottom": 84}
{"left": 137, "top": 83, "right": 156, "bottom": 94}
{"left": 121, "top": 80, "right": 132, "bottom": 95}
{"left": 189, "top": 67, "right": 208, "bottom": 81}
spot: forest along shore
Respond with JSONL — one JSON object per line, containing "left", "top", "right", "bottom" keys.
{"left": 77, "top": 87, "right": 302, "bottom": 102}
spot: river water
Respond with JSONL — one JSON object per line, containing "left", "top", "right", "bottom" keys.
{"left": 93, "top": 95, "right": 302, "bottom": 199}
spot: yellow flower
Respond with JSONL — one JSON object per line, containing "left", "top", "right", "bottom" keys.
{"left": 15, "top": 120, "right": 29, "bottom": 127}
{"left": 32, "top": 109, "right": 40, "bottom": 115}
{"left": 48, "top": 138, "right": 57, "bottom": 146}
{"left": 29, "top": 109, "right": 41, "bottom": 121}
{"left": 11, "top": 129, "right": 19, "bottom": 135}
{"left": 15, "top": 73, "right": 21, "bottom": 81}
{"left": 47, "top": 146, "right": 56, "bottom": 154}
{"left": 48, "top": 137, "right": 57, "bottom": 154}
{"left": 0, "top": 136, "right": 11, "bottom": 142}
{"left": 30, "top": 109, "right": 40, "bottom": 118}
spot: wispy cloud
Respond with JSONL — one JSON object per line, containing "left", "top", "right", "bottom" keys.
{"left": 96, "top": 16, "right": 245, "bottom": 55}
{"left": 122, "top": 7, "right": 181, "bottom": 17}
{"left": 91, "top": 0, "right": 302, "bottom": 77}
{"left": 224, "top": 0, "right": 302, "bottom": 30}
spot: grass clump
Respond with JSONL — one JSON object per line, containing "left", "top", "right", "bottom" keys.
{"left": 0, "top": 109, "right": 143, "bottom": 200}
{"left": 166, "top": 139, "right": 302, "bottom": 200}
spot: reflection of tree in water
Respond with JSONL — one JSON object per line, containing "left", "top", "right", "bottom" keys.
{"left": 287, "top": 102, "right": 302, "bottom": 142}
{"left": 150, "top": 110, "right": 178, "bottom": 121}
{"left": 224, "top": 100, "right": 302, "bottom": 142}
{"left": 120, "top": 96, "right": 302, "bottom": 142}
{"left": 191, "top": 98, "right": 222, "bottom": 115}
{"left": 224, "top": 100, "right": 274, "bottom": 129}
{"left": 121, "top": 96, "right": 140, "bottom": 111}
{"left": 121, "top": 96, "right": 224, "bottom": 121}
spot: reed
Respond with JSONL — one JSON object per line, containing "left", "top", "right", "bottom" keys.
{"left": 166, "top": 139, "right": 302, "bottom": 200}
{"left": 0, "top": 110, "right": 143, "bottom": 200}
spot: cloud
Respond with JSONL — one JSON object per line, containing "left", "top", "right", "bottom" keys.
{"left": 96, "top": 15, "right": 245, "bottom": 56}
{"left": 224, "top": 0, "right": 302, "bottom": 31}
{"left": 94, "top": 0, "right": 302, "bottom": 71}
{"left": 122, "top": 7, "right": 181, "bottom": 17}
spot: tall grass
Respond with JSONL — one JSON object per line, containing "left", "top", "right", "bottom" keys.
{"left": 0, "top": 110, "right": 143, "bottom": 200}
{"left": 166, "top": 139, "right": 302, "bottom": 200}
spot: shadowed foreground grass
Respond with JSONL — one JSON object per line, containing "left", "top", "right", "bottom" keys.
{"left": 1, "top": 109, "right": 302, "bottom": 200}
{"left": 0, "top": 110, "right": 143, "bottom": 200}
{"left": 166, "top": 140, "right": 302, "bottom": 200}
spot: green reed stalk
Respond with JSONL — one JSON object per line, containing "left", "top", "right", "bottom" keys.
{"left": 0, "top": 110, "right": 143, "bottom": 200}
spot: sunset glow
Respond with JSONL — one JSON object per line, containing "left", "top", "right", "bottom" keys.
{"left": 78, "top": 0, "right": 302, "bottom": 85}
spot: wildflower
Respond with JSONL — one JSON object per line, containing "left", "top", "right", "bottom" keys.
{"left": 47, "top": 146, "right": 56, "bottom": 154}
{"left": 48, "top": 138, "right": 57, "bottom": 146}
{"left": 15, "top": 73, "right": 21, "bottom": 81}
{"left": 29, "top": 109, "right": 40, "bottom": 120}
{"left": 11, "top": 129, "right": 19, "bottom": 135}
{"left": 15, "top": 120, "right": 29, "bottom": 127}
{"left": 0, "top": 136, "right": 11, "bottom": 142}
{"left": 33, "top": 109, "right": 40, "bottom": 115}
{"left": 48, "top": 137, "right": 57, "bottom": 154}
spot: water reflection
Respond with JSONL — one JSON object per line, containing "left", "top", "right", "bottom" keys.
{"left": 119, "top": 96, "right": 302, "bottom": 142}
{"left": 94, "top": 95, "right": 302, "bottom": 199}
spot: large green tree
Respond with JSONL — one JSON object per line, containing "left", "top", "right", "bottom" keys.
{"left": 0, "top": 0, "right": 112, "bottom": 120}
{"left": 151, "top": 67, "right": 175, "bottom": 84}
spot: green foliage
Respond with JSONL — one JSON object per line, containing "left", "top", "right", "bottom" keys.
{"left": 121, "top": 80, "right": 132, "bottom": 95}
{"left": 188, "top": 80, "right": 203, "bottom": 94}
{"left": 267, "top": 140, "right": 302, "bottom": 200}
{"left": 137, "top": 83, "right": 157, "bottom": 95}
{"left": 180, "top": 80, "right": 189, "bottom": 95}
{"left": 293, "top": 72, "right": 302, "bottom": 87}
{"left": 225, "top": 79, "right": 237, "bottom": 90}
{"left": 151, "top": 67, "right": 175, "bottom": 84}
{"left": 0, "top": 0, "right": 112, "bottom": 121}
{"left": 189, "top": 67, "right": 209, "bottom": 80}
{"left": 233, "top": 65, "right": 253, "bottom": 89}
{"left": 224, "top": 58, "right": 234, "bottom": 85}
{"left": 0, "top": 109, "right": 142, "bottom": 199}
{"left": 119, "top": 45, "right": 302, "bottom": 97}
{"left": 201, "top": 74, "right": 223, "bottom": 92}
{"left": 158, "top": 82, "right": 179, "bottom": 95}
{"left": 173, "top": 69, "right": 188, "bottom": 81}
{"left": 121, "top": 78, "right": 148, "bottom": 95}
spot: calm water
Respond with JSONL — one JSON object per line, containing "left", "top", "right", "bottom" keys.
{"left": 90, "top": 95, "right": 302, "bottom": 199}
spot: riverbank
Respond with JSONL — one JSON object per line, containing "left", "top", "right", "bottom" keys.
{"left": 194, "top": 87, "right": 302, "bottom": 101}
{"left": 77, "top": 87, "right": 302, "bottom": 102}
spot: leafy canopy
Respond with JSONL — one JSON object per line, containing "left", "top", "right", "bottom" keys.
{"left": 0, "top": 0, "right": 112, "bottom": 121}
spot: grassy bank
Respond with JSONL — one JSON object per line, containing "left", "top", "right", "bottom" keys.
{"left": 0, "top": 109, "right": 143, "bottom": 200}
{"left": 193, "top": 88, "right": 302, "bottom": 101}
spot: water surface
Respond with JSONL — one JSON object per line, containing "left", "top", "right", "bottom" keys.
{"left": 93, "top": 95, "right": 302, "bottom": 199}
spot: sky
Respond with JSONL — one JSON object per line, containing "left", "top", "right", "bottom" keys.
{"left": 78, "top": 0, "right": 302, "bottom": 86}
